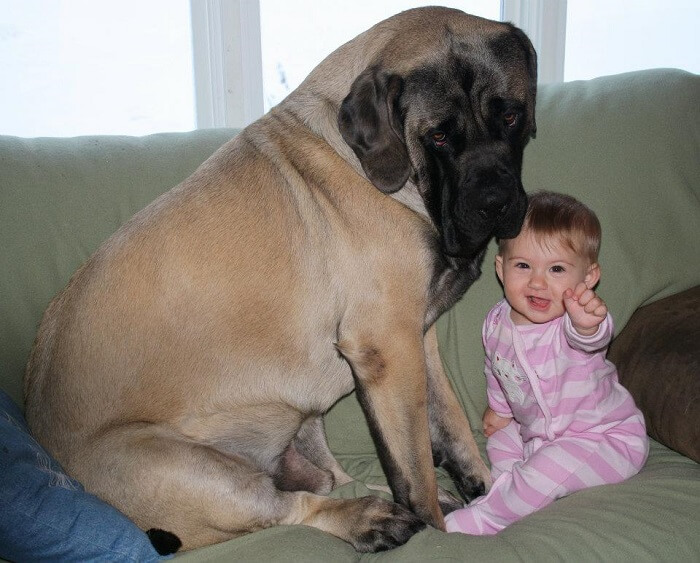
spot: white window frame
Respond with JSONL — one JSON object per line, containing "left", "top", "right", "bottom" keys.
{"left": 190, "top": 0, "right": 264, "bottom": 129}
{"left": 501, "top": 0, "right": 567, "bottom": 85}
{"left": 190, "top": 0, "right": 567, "bottom": 129}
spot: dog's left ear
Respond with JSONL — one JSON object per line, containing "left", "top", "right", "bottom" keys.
{"left": 338, "top": 68, "right": 411, "bottom": 193}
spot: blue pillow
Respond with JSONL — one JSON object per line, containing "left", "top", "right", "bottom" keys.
{"left": 0, "top": 390, "right": 163, "bottom": 562}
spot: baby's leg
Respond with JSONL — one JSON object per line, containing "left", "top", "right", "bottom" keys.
{"left": 445, "top": 434, "right": 634, "bottom": 535}
{"left": 486, "top": 419, "right": 524, "bottom": 480}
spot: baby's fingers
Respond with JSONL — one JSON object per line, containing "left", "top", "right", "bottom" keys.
{"left": 576, "top": 287, "right": 597, "bottom": 306}
{"left": 581, "top": 294, "right": 607, "bottom": 316}
{"left": 587, "top": 301, "right": 608, "bottom": 318}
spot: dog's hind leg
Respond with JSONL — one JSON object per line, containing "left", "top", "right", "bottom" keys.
{"left": 296, "top": 416, "right": 459, "bottom": 508}
{"left": 273, "top": 416, "right": 354, "bottom": 494}
{"left": 76, "top": 424, "right": 425, "bottom": 553}
{"left": 291, "top": 416, "right": 355, "bottom": 488}
{"left": 295, "top": 416, "right": 464, "bottom": 512}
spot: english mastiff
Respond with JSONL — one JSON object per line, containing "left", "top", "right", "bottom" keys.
{"left": 25, "top": 7, "right": 536, "bottom": 553}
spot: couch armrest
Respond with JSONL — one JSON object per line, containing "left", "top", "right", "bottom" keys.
{"left": 608, "top": 285, "right": 700, "bottom": 463}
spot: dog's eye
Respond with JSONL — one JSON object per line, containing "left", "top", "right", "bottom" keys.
{"left": 504, "top": 112, "right": 518, "bottom": 128}
{"left": 432, "top": 131, "right": 448, "bottom": 147}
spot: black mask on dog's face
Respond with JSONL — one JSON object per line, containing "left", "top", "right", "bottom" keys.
{"left": 339, "top": 27, "right": 536, "bottom": 260}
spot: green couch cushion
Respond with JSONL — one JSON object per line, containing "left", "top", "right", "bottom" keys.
{"left": 172, "top": 441, "right": 700, "bottom": 562}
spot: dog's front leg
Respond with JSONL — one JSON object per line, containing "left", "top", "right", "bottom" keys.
{"left": 423, "top": 324, "right": 492, "bottom": 504}
{"left": 337, "top": 327, "right": 444, "bottom": 530}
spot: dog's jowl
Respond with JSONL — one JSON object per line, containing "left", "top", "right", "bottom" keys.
{"left": 25, "top": 7, "right": 536, "bottom": 553}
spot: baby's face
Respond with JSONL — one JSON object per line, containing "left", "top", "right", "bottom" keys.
{"left": 496, "top": 230, "right": 595, "bottom": 325}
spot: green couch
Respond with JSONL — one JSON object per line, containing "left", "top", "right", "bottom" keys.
{"left": 1, "top": 68, "right": 698, "bottom": 561}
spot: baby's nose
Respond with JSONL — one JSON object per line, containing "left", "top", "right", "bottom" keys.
{"left": 528, "top": 272, "right": 547, "bottom": 289}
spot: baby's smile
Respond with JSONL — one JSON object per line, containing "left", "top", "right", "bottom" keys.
{"left": 528, "top": 296, "right": 551, "bottom": 310}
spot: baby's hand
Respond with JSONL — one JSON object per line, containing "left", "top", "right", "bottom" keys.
{"left": 563, "top": 282, "right": 608, "bottom": 336}
{"left": 482, "top": 407, "right": 511, "bottom": 437}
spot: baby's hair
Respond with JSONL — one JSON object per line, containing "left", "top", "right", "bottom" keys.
{"left": 498, "top": 191, "right": 601, "bottom": 263}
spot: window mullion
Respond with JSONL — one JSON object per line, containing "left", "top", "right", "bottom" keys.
{"left": 501, "top": 0, "right": 567, "bottom": 84}
{"left": 190, "top": 0, "right": 264, "bottom": 129}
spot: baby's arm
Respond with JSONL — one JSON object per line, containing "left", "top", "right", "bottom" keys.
{"left": 563, "top": 282, "right": 608, "bottom": 336}
{"left": 482, "top": 309, "right": 513, "bottom": 419}
{"left": 482, "top": 407, "right": 511, "bottom": 437}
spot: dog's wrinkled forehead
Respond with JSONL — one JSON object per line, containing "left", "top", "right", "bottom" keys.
{"left": 394, "top": 29, "right": 536, "bottom": 134}
{"left": 403, "top": 51, "right": 522, "bottom": 120}
{"left": 378, "top": 13, "right": 532, "bottom": 83}
{"left": 472, "top": 31, "right": 536, "bottom": 100}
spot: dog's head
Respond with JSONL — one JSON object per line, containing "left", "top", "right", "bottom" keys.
{"left": 338, "top": 9, "right": 536, "bottom": 258}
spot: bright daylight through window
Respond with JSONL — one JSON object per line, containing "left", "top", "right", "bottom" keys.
{"left": 0, "top": 0, "right": 697, "bottom": 137}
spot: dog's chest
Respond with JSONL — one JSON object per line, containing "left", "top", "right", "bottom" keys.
{"left": 426, "top": 253, "right": 484, "bottom": 326}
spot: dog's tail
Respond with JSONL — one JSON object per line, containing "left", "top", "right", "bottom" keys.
{"left": 146, "top": 528, "right": 182, "bottom": 556}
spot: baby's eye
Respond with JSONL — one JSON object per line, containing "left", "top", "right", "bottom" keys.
{"left": 550, "top": 265, "right": 566, "bottom": 273}
{"left": 515, "top": 262, "right": 530, "bottom": 269}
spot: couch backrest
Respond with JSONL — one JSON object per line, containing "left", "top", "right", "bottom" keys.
{"left": 1, "top": 70, "right": 698, "bottom": 452}
{"left": 0, "top": 130, "right": 238, "bottom": 405}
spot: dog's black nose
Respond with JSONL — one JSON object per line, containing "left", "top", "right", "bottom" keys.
{"left": 466, "top": 158, "right": 517, "bottom": 221}
{"left": 477, "top": 191, "right": 511, "bottom": 220}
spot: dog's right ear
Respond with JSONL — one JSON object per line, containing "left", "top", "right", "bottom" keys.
{"left": 509, "top": 25, "right": 538, "bottom": 139}
{"left": 338, "top": 68, "right": 412, "bottom": 194}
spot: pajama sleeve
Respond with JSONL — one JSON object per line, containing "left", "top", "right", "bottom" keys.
{"left": 563, "top": 312, "right": 614, "bottom": 353}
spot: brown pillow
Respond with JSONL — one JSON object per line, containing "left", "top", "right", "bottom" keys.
{"left": 608, "top": 286, "right": 700, "bottom": 463}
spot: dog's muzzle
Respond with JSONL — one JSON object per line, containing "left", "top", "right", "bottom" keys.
{"left": 446, "top": 155, "right": 528, "bottom": 256}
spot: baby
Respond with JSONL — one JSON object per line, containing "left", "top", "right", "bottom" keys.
{"left": 445, "top": 191, "right": 648, "bottom": 535}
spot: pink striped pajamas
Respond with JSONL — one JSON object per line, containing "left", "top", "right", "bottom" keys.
{"left": 445, "top": 299, "right": 648, "bottom": 535}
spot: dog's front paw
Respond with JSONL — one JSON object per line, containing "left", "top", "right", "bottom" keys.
{"left": 346, "top": 496, "right": 426, "bottom": 552}
{"left": 437, "top": 486, "right": 464, "bottom": 514}
{"left": 454, "top": 467, "right": 491, "bottom": 503}
{"left": 440, "top": 454, "right": 492, "bottom": 503}
{"left": 455, "top": 475, "right": 486, "bottom": 502}
{"left": 449, "top": 456, "right": 492, "bottom": 503}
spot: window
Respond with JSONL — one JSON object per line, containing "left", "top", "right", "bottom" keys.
{"left": 0, "top": 0, "right": 195, "bottom": 137}
{"left": 259, "top": 1, "right": 500, "bottom": 111}
{"left": 564, "top": 0, "right": 700, "bottom": 81}
{"left": 1, "top": 0, "right": 697, "bottom": 136}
